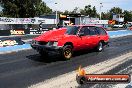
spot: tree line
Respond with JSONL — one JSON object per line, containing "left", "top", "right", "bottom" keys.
{"left": 0, "top": 0, "right": 132, "bottom": 21}
{"left": 0, "top": 0, "right": 52, "bottom": 17}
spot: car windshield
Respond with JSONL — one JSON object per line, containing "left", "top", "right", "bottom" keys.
{"left": 65, "top": 26, "right": 80, "bottom": 35}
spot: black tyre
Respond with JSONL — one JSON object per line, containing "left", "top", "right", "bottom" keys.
{"left": 96, "top": 42, "right": 103, "bottom": 52}
{"left": 62, "top": 45, "right": 73, "bottom": 60}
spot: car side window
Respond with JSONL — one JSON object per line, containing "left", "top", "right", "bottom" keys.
{"left": 79, "top": 27, "right": 90, "bottom": 35}
{"left": 89, "top": 27, "right": 97, "bottom": 35}
{"left": 96, "top": 27, "right": 107, "bottom": 35}
{"left": 80, "top": 26, "right": 99, "bottom": 36}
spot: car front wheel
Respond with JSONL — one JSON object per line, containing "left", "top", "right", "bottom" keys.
{"left": 62, "top": 45, "right": 73, "bottom": 60}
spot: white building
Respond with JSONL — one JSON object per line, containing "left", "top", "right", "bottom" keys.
{"left": 113, "top": 14, "right": 124, "bottom": 23}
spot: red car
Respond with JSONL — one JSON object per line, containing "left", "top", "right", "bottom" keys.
{"left": 31, "top": 25, "right": 109, "bottom": 60}
{"left": 129, "top": 27, "right": 132, "bottom": 30}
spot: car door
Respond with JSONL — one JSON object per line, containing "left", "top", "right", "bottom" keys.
{"left": 73, "top": 27, "right": 87, "bottom": 50}
{"left": 77, "top": 26, "right": 93, "bottom": 50}
{"left": 87, "top": 27, "right": 99, "bottom": 49}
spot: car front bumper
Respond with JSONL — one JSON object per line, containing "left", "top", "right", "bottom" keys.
{"left": 31, "top": 44, "right": 63, "bottom": 54}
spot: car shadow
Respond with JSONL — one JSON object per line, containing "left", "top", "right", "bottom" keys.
{"left": 26, "top": 53, "right": 65, "bottom": 63}
{"left": 26, "top": 49, "right": 101, "bottom": 63}
{"left": 73, "top": 48, "right": 105, "bottom": 58}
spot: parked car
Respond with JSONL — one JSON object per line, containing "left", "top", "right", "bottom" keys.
{"left": 31, "top": 25, "right": 109, "bottom": 60}
{"left": 113, "top": 24, "right": 124, "bottom": 28}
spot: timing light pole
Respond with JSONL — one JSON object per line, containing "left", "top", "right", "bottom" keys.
{"left": 55, "top": 3, "right": 58, "bottom": 26}
{"left": 100, "top": 3, "right": 103, "bottom": 20}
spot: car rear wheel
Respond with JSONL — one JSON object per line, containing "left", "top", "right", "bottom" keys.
{"left": 96, "top": 42, "right": 103, "bottom": 52}
{"left": 62, "top": 45, "right": 73, "bottom": 60}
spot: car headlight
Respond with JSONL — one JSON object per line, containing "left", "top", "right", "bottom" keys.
{"left": 47, "top": 41, "right": 58, "bottom": 46}
{"left": 31, "top": 40, "right": 38, "bottom": 45}
{"left": 53, "top": 41, "right": 58, "bottom": 46}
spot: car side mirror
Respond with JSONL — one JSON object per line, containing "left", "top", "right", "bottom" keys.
{"left": 78, "top": 32, "right": 84, "bottom": 37}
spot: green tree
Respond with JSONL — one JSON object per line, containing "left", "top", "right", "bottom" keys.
{"left": 108, "top": 7, "right": 123, "bottom": 20}
{"left": 71, "top": 7, "right": 79, "bottom": 14}
{"left": 80, "top": 9, "right": 85, "bottom": 15}
{"left": 91, "top": 6, "right": 97, "bottom": 18}
{"left": 80, "top": 5, "right": 98, "bottom": 18}
{"left": 101, "top": 12, "right": 111, "bottom": 20}
{"left": 63, "top": 10, "right": 70, "bottom": 14}
{"left": 110, "top": 7, "right": 122, "bottom": 14}
{"left": 123, "top": 10, "right": 132, "bottom": 22}
{"left": 0, "top": 0, "right": 52, "bottom": 17}
{"left": 0, "top": 11, "right": 3, "bottom": 16}
{"left": 84, "top": 5, "right": 92, "bottom": 17}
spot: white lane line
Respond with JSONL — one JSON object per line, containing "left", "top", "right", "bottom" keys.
{"left": 29, "top": 52, "right": 132, "bottom": 88}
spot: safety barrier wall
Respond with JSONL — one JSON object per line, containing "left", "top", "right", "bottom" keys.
{"left": 0, "top": 30, "right": 11, "bottom": 36}
{"left": 0, "top": 17, "right": 56, "bottom": 36}
{"left": 29, "top": 28, "right": 49, "bottom": 34}
{"left": 0, "top": 29, "right": 30, "bottom": 36}
{"left": 0, "top": 37, "right": 24, "bottom": 47}
{"left": 0, "top": 17, "right": 56, "bottom": 24}
{"left": 0, "top": 29, "right": 48, "bottom": 36}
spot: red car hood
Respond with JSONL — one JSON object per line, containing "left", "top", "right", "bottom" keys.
{"left": 34, "top": 28, "right": 66, "bottom": 42}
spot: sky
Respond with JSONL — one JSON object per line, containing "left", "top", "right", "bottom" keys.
{"left": 43, "top": 0, "right": 132, "bottom": 13}
{"left": 0, "top": 0, "right": 132, "bottom": 13}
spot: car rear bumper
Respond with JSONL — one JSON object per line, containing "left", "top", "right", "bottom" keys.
{"left": 31, "top": 44, "right": 63, "bottom": 54}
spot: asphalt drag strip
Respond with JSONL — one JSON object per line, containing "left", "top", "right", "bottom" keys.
{"left": 29, "top": 52, "right": 132, "bottom": 88}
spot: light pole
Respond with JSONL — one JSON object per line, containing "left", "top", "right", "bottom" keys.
{"left": 100, "top": 3, "right": 103, "bottom": 20}
{"left": 55, "top": 3, "right": 58, "bottom": 26}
